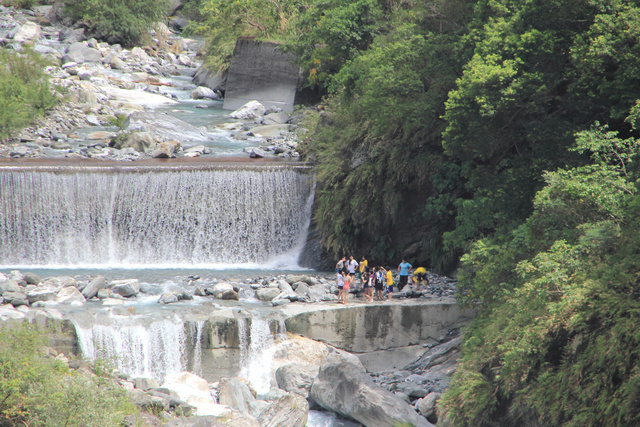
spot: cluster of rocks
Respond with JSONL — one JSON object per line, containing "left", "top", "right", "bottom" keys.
{"left": 371, "top": 335, "right": 463, "bottom": 425}
{"left": 0, "top": 4, "right": 302, "bottom": 161}
{"left": 0, "top": 269, "right": 457, "bottom": 317}
{"left": 122, "top": 334, "right": 436, "bottom": 426}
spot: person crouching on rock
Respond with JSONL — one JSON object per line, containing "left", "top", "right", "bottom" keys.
{"left": 412, "top": 266, "right": 428, "bottom": 290}
{"left": 337, "top": 270, "right": 345, "bottom": 303}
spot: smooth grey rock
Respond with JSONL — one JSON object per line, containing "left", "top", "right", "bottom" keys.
{"left": 249, "top": 148, "right": 267, "bottom": 158}
{"left": 294, "top": 283, "right": 310, "bottom": 297}
{"left": 256, "top": 287, "right": 280, "bottom": 301}
{"left": 271, "top": 298, "right": 291, "bottom": 306}
{"left": 164, "top": 414, "right": 259, "bottom": 427}
{"left": 220, "top": 289, "right": 240, "bottom": 300}
{"left": 258, "top": 393, "right": 309, "bottom": 427}
{"left": 135, "top": 377, "right": 159, "bottom": 391}
{"left": 43, "top": 276, "right": 77, "bottom": 288}
{"left": 190, "top": 86, "right": 219, "bottom": 100}
{"left": 262, "top": 112, "right": 289, "bottom": 125}
{"left": 82, "top": 276, "right": 106, "bottom": 299}
{"left": 27, "top": 286, "right": 57, "bottom": 303}
{"left": 149, "top": 140, "right": 180, "bottom": 158}
{"left": 275, "top": 364, "right": 318, "bottom": 399}
{"left": 4, "top": 292, "right": 29, "bottom": 307}
{"left": 310, "top": 354, "right": 433, "bottom": 427}
{"left": 285, "top": 275, "right": 318, "bottom": 286}
{"left": 97, "top": 289, "right": 111, "bottom": 299}
{"left": 23, "top": 272, "right": 42, "bottom": 285}
{"left": 112, "top": 131, "right": 156, "bottom": 152}
{"left": 13, "top": 22, "right": 41, "bottom": 43}
{"left": 158, "top": 293, "right": 179, "bottom": 304}
{"left": 110, "top": 56, "right": 126, "bottom": 70}
{"left": 229, "top": 100, "right": 266, "bottom": 120}
{"left": 218, "top": 377, "right": 261, "bottom": 418}
{"left": 64, "top": 42, "right": 102, "bottom": 63}
{"left": 56, "top": 287, "right": 86, "bottom": 304}
{"left": 192, "top": 65, "right": 226, "bottom": 92}
{"left": 110, "top": 279, "right": 140, "bottom": 297}
{"left": 417, "top": 392, "right": 441, "bottom": 423}
{"left": 0, "top": 279, "right": 21, "bottom": 295}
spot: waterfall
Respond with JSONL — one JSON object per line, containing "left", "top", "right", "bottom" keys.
{"left": 187, "top": 320, "right": 206, "bottom": 377}
{"left": 238, "top": 316, "right": 284, "bottom": 394}
{"left": 73, "top": 314, "right": 187, "bottom": 382}
{"left": 0, "top": 164, "right": 314, "bottom": 268}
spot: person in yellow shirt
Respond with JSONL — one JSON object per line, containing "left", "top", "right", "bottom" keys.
{"left": 412, "top": 266, "right": 428, "bottom": 289}
{"left": 358, "top": 256, "right": 368, "bottom": 286}
{"left": 381, "top": 266, "right": 393, "bottom": 301}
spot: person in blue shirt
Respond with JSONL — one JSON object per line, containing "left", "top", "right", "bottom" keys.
{"left": 397, "top": 259, "right": 412, "bottom": 291}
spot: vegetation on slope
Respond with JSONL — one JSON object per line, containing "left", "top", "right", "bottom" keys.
{"left": 196, "top": 0, "right": 640, "bottom": 424}
{"left": 0, "top": 323, "right": 133, "bottom": 426}
{"left": 0, "top": 49, "right": 58, "bottom": 140}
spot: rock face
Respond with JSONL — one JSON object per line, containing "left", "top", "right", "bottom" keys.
{"left": 217, "top": 377, "right": 261, "bottom": 418}
{"left": 310, "top": 354, "right": 433, "bottom": 427}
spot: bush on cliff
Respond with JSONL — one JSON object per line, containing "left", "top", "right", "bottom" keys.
{"left": 0, "top": 48, "right": 58, "bottom": 140}
{"left": 0, "top": 323, "right": 133, "bottom": 426}
{"left": 441, "top": 123, "right": 640, "bottom": 425}
{"left": 65, "top": 0, "right": 168, "bottom": 47}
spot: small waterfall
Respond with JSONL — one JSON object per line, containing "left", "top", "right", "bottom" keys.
{"left": 0, "top": 165, "right": 314, "bottom": 268}
{"left": 187, "top": 320, "right": 206, "bottom": 377}
{"left": 73, "top": 314, "right": 186, "bottom": 382}
{"left": 238, "top": 316, "right": 285, "bottom": 394}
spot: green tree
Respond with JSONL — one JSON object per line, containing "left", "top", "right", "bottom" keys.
{"left": 65, "top": 0, "right": 168, "bottom": 47}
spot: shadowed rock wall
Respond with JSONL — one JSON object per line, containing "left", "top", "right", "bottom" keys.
{"left": 223, "top": 39, "right": 298, "bottom": 112}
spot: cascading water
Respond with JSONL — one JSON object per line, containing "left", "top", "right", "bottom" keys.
{"left": 73, "top": 314, "right": 188, "bottom": 382}
{"left": 238, "top": 316, "right": 284, "bottom": 394}
{"left": 0, "top": 164, "right": 314, "bottom": 268}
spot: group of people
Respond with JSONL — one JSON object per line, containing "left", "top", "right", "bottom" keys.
{"left": 335, "top": 256, "right": 429, "bottom": 304}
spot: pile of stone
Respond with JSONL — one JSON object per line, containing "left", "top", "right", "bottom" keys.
{"left": 370, "top": 334, "right": 463, "bottom": 425}
{"left": 0, "top": 4, "right": 303, "bottom": 161}
{"left": 0, "top": 269, "right": 457, "bottom": 315}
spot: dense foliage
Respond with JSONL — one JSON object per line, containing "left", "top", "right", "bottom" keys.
{"left": 0, "top": 49, "right": 58, "bottom": 140}
{"left": 65, "top": 0, "right": 168, "bottom": 47}
{"left": 196, "top": 0, "right": 640, "bottom": 424}
{"left": 0, "top": 323, "right": 133, "bottom": 426}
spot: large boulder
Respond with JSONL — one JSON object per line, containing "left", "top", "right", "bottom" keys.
{"left": 56, "top": 287, "right": 86, "bottom": 304}
{"left": 3, "top": 291, "right": 29, "bottom": 307}
{"left": 191, "top": 86, "right": 220, "bottom": 100}
{"left": 27, "top": 286, "right": 58, "bottom": 304}
{"left": 110, "top": 279, "right": 140, "bottom": 297}
{"left": 161, "top": 371, "right": 230, "bottom": 417}
{"left": 310, "top": 354, "right": 433, "bottom": 427}
{"left": 217, "top": 377, "right": 261, "bottom": 418}
{"left": 82, "top": 276, "right": 106, "bottom": 299}
{"left": 275, "top": 363, "right": 318, "bottom": 399}
{"left": 23, "top": 272, "right": 42, "bottom": 285}
{"left": 192, "top": 65, "right": 227, "bottom": 92}
{"left": 43, "top": 276, "right": 77, "bottom": 288}
{"left": 417, "top": 392, "right": 441, "bottom": 424}
{"left": 229, "top": 101, "right": 266, "bottom": 121}
{"left": 64, "top": 42, "right": 103, "bottom": 63}
{"left": 112, "top": 131, "right": 156, "bottom": 152}
{"left": 13, "top": 22, "right": 41, "bottom": 43}
{"left": 256, "top": 287, "right": 280, "bottom": 302}
{"left": 0, "top": 279, "right": 21, "bottom": 295}
{"left": 149, "top": 140, "right": 181, "bottom": 158}
{"left": 257, "top": 393, "right": 309, "bottom": 427}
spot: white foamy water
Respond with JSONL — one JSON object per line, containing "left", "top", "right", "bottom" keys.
{"left": 0, "top": 166, "right": 314, "bottom": 268}
{"left": 73, "top": 314, "right": 187, "bottom": 382}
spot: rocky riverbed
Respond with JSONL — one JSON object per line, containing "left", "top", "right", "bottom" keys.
{"left": 0, "top": 4, "right": 304, "bottom": 161}
{"left": 0, "top": 269, "right": 461, "bottom": 426}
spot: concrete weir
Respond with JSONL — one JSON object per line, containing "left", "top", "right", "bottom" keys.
{"left": 282, "top": 300, "right": 474, "bottom": 372}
